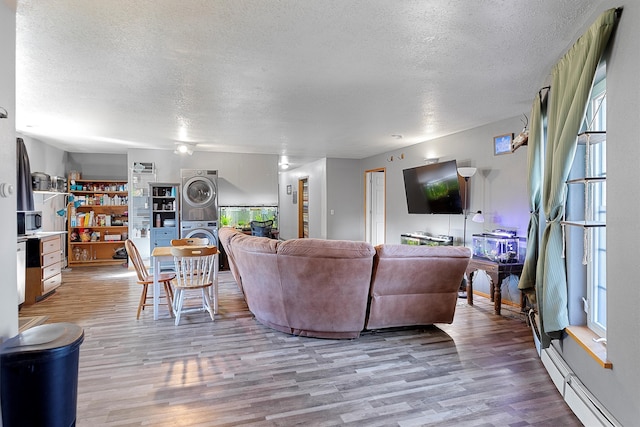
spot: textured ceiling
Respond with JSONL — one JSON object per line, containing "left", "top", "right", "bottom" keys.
{"left": 15, "top": 0, "right": 609, "bottom": 163}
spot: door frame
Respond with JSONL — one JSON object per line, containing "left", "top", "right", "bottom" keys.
{"left": 298, "top": 177, "right": 309, "bottom": 238}
{"left": 364, "top": 168, "right": 386, "bottom": 245}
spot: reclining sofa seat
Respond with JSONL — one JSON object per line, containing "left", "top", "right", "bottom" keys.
{"left": 365, "top": 244, "right": 472, "bottom": 330}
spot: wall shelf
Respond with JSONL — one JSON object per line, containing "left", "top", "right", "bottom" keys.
{"left": 67, "top": 179, "right": 128, "bottom": 266}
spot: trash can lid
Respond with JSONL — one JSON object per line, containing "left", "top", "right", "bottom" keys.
{"left": 1, "top": 322, "right": 84, "bottom": 356}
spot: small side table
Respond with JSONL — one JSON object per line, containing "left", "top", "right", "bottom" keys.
{"left": 466, "top": 258, "right": 524, "bottom": 315}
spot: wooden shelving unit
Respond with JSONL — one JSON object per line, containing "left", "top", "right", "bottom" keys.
{"left": 67, "top": 179, "right": 129, "bottom": 267}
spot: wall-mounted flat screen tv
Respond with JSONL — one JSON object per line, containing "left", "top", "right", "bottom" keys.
{"left": 402, "top": 160, "right": 464, "bottom": 214}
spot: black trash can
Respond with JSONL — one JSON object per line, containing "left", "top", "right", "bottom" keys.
{"left": 1, "top": 322, "right": 84, "bottom": 427}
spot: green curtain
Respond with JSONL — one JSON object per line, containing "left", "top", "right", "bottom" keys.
{"left": 537, "top": 8, "right": 617, "bottom": 346}
{"left": 517, "top": 92, "right": 545, "bottom": 303}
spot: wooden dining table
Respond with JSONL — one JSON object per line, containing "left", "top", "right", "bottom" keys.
{"left": 150, "top": 245, "right": 219, "bottom": 320}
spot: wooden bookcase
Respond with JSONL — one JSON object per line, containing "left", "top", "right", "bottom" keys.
{"left": 67, "top": 179, "right": 129, "bottom": 266}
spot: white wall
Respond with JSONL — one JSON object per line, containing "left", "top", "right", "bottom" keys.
{"left": 128, "top": 149, "right": 279, "bottom": 206}
{"left": 278, "top": 158, "right": 327, "bottom": 240}
{"left": 326, "top": 158, "right": 363, "bottom": 241}
{"left": 359, "top": 115, "right": 530, "bottom": 245}
{"left": 20, "top": 135, "right": 68, "bottom": 231}
{"left": 66, "top": 152, "right": 128, "bottom": 180}
{"left": 559, "top": 4, "right": 640, "bottom": 426}
{"left": 0, "top": 0, "right": 17, "bottom": 341}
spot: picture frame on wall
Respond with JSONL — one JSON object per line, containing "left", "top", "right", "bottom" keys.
{"left": 494, "top": 133, "right": 514, "bottom": 155}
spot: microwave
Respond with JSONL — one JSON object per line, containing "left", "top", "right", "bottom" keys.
{"left": 17, "top": 211, "right": 42, "bottom": 235}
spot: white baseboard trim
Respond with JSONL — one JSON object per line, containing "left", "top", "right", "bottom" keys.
{"left": 541, "top": 345, "right": 621, "bottom": 427}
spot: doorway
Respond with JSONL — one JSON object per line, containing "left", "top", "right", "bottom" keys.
{"left": 365, "top": 168, "right": 386, "bottom": 245}
{"left": 298, "top": 177, "right": 309, "bottom": 238}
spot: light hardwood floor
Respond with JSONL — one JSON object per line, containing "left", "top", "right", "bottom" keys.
{"left": 18, "top": 265, "right": 581, "bottom": 427}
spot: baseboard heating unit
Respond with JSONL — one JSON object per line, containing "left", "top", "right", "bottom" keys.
{"left": 528, "top": 309, "right": 620, "bottom": 426}
{"left": 541, "top": 345, "right": 621, "bottom": 427}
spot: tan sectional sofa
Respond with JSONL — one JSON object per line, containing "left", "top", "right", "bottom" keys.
{"left": 219, "top": 227, "right": 471, "bottom": 339}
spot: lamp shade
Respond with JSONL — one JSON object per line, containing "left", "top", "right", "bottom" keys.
{"left": 457, "top": 167, "right": 477, "bottom": 178}
{"left": 472, "top": 211, "right": 485, "bottom": 223}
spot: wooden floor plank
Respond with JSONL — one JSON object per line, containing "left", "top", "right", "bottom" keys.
{"left": 17, "top": 265, "right": 580, "bottom": 426}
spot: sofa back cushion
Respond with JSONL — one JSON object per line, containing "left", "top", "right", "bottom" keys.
{"left": 366, "top": 244, "right": 471, "bottom": 329}
{"left": 227, "top": 232, "right": 288, "bottom": 327}
{"left": 218, "top": 227, "right": 245, "bottom": 292}
{"left": 277, "top": 239, "right": 375, "bottom": 338}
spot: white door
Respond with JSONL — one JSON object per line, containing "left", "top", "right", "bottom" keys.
{"left": 365, "top": 170, "right": 385, "bottom": 246}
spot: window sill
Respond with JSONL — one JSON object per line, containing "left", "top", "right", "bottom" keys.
{"left": 565, "top": 325, "right": 612, "bottom": 369}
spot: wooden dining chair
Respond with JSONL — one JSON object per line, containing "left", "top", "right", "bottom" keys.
{"left": 125, "top": 239, "right": 175, "bottom": 319}
{"left": 170, "top": 237, "right": 209, "bottom": 246}
{"left": 170, "top": 246, "right": 218, "bottom": 325}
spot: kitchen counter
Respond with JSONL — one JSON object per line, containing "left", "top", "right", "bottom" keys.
{"left": 21, "top": 230, "right": 67, "bottom": 239}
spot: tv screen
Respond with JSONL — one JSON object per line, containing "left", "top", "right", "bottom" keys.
{"left": 402, "top": 160, "right": 464, "bottom": 214}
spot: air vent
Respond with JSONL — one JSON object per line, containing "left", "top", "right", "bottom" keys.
{"left": 132, "top": 162, "right": 155, "bottom": 174}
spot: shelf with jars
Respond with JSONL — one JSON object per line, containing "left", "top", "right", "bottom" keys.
{"left": 67, "top": 179, "right": 129, "bottom": 266}
{"left": 149, "top": 183, "right": 179, "bottom": 248}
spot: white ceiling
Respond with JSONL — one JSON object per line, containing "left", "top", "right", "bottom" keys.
{"left": 15, "top": 1, "right": 608, "bottom": 164}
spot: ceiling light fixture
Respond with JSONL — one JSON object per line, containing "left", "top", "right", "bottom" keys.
{"left": 391, "top": 134, "right": 403, "bottom": 139}
{"left": 174, "top": 142, "right": 195, "bottom": 155}
{"left": 279, "top": 155, "right": 290, "bottom": 170}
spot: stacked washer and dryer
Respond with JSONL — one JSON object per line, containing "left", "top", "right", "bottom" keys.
{"left": 180, "top": 169, "right": 219, "bottom": 247}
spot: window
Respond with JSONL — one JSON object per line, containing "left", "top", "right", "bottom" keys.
{"left": 568, "top": 70, "right": 606, "bottom": 338}
{"left": 586, "top": 87, "right": 607, "bottom": 337}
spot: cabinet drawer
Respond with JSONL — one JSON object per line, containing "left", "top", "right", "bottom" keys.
{"left": 43, "top": 262, "right": 61, "bottom": 281}
{"left": 43, "top": 273, "right": 62, "bottom": 294}
{"left": 41, "top": 236, "right": 61, "bottom": 254}
{"left": 153, "top": 229, "right": 177, "bottom": 238}
{"left": 42, "top": 251, "right": 62, "bottom": 268}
